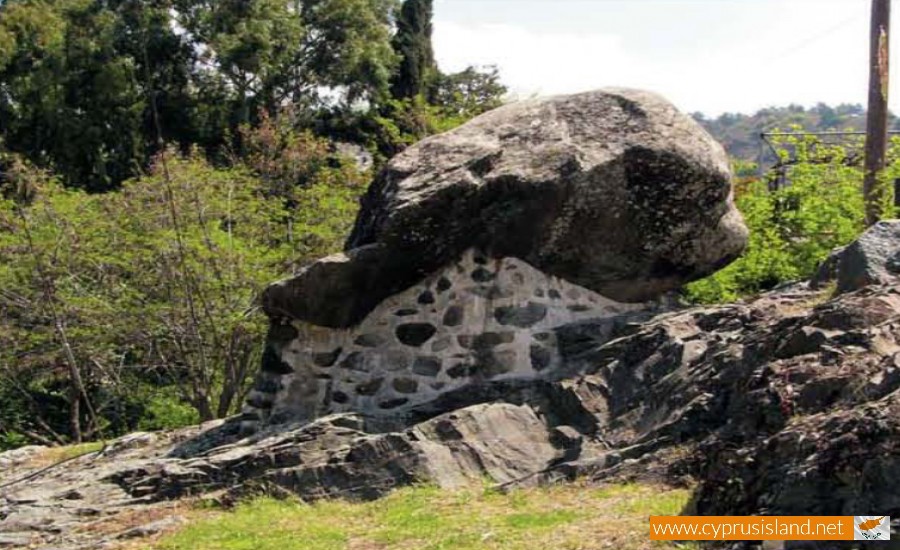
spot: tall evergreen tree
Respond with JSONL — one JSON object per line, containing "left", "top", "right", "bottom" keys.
{"left": 390, "top": 0, "right": 435, "bottom": 100}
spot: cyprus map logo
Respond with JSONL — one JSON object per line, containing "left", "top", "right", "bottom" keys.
{"left": 854, "top": 516, "right": 891, "bottom": 541}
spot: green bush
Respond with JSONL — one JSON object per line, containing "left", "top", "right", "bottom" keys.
{"left": 136, "top": 390, "right": 201, "bottom": 432}
{"left": 0, "top": 147, "right": 366, "bottom": 446}
{"left": 684, "top": 134, "right": 898, "bottom": 303}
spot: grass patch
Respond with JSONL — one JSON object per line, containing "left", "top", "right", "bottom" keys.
{"left": 53, "top": 441, "right": 105, "bottom": 460}
{"left": 504, "top": 509, "right": 581, "bottom": 530}
{"left": 22, "top": 441, "right": 106, "bottom": 468}
{"left": 150, "top": 482, "right": 696, "bottom": 550}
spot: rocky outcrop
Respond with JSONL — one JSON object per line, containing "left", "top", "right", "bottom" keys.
{"left": 5, "top": 272, "right": 900, "bottom": 548}
{"left": 813, "top": 220, "right": 900, "bottom": 293}
{"left": 265, "top": 88, "right": 747, "bottom": 329}
{"left": 250, "top": 88, "right": 748, "bottom": 434}
{"left": 18, "top": 91, "right": 899, "bottom": 550}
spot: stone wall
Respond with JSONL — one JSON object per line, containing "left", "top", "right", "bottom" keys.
{"left": 242, "top": 249, "right": 643, "bottom": 431}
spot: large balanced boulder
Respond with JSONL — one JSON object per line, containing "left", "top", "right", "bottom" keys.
{"left": 264, "top": 88, "right": 748, "bottom": 328}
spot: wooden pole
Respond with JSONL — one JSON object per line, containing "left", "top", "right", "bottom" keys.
{"left": 864, "top": 0, "right": 891, "bottom": 226}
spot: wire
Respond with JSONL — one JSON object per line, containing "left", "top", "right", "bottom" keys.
{"left": 762, "top": 12, "right": 865, "bottom": 64}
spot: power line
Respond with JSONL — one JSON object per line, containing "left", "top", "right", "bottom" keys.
{"left": 763, "top": 12, "right": 865, "bottom": 64}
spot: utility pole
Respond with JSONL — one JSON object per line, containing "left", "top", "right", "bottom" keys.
{"left": 864, "top": 0, "right": 891, "bottom": 226}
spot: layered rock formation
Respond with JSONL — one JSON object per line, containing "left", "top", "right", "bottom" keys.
{"left": 247, "top": 88, "right": 748, "bottom": 431}
{"left": 19, "top": 89, "right": 900, "bottom": 549}
{"left": 814, "top": 219, "right": 900, "bottom": 293}
{"left": 5, "top": 266, "right": 900, "bottom": 548}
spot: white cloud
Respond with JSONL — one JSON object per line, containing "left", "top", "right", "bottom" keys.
{"left": 433, "top": 9, "right": 898, "bottom": 116}
{"left": 433, "top": 21, "right": 640, "bottom": 99}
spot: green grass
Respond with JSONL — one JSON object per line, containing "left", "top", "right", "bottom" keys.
{"left": 54, "top": 441, "right": 105, "bottom": 460}
{"left": 149, "top": 482, "right": 698, "bottom": 550}
{"left": 20, "top": 441, "right": 107, "bottom": 468}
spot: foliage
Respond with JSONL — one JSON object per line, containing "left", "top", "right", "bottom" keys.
{"left": 154, "top": 482, "right": 694, "bottom": 550}
{"left": 239, "top": 110, "right": 334, "bottom": 193}
{"left": 318, "top": 74, "right": 506, "bottom": 164}
{"left": 430, "top": 65, "right": 507, "bottom": 120}
{"left": 136, "top": 390, "right": 201, "bottom": 432}
{"left": 695, "top": 102, "right": 876, "bottom": 164}
{"left": 177, "top": 0, "right": 398, "bottom": 114}
{"left": 683, "top": 134, "right": 900, "bottom": 303}
{"left": 0, "top": 0, "right": 399, "bottom": 191}
{"left": 0, "top": 146, "right": 42, "bottom": 203}
{"left": 0, "top": 0, "right": 504, "bottom": 450}
{"left": 0, "top": 149, "right": 366, "bottom": 447}
{"left": 371, "top": 65, "right": 507, "bottom": 157}
{"left": 0, "top": 0, "right": 507, "bottom": 192}
{"left": 372, "top": 96, "right": 458, "bottom": 152}
{"left": 390, "top": 0, "right": 436, "bottom": 100}
{"left": 0, "top": 0, "right": 147, "bottom": 191}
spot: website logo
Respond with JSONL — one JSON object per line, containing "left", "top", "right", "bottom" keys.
{"left": 854, "top": 516, "right": 890, "bottom": 541}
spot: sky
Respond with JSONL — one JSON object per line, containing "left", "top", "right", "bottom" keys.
{"left": 432, "top": 0, "right": 893, "bottom": 116}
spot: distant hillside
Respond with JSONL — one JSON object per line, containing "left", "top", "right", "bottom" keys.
{"left": 692, "top": 103, "right": 893, "bottom": 165}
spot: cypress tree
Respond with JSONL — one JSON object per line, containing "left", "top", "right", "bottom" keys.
{"left": 390, "top": 0, "right": 436, "bottom": 100}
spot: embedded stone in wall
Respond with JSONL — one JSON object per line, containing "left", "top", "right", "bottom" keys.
{"left": 261, "top": 347, "right": 293, "bottom": 375}
{"left": 379, "top": 398, "right": 409, "bottom": 409}
{"left": 471, "top": 267, "right": 495, "bottom": 283}
{"left": 436, "top": 277, "right": 452, "bottom": 292}
{"left": 494, "top": 302, "right": 548, "bottom": 327}
{"left": 382, "top": 350, "right": 411, "bottom": 372}
{"left": 313, "top": 348, "right": 342, "bottom": 367}
{"left": 396, "top": 323, "right": 437, "bottom": 347}
{"left": 482, "top": 350, "right": 517, "bottom": 377}
{"left": 458, "top": 332, "right": 515, "bottom": 350}
{"left": 392, "top": 378, "right": 419, "bottom": 394}
{"left": 418, "top": 290, "right": 435, "bottom": 305}
{"left": 340, "top": 352, "right": 366, "bottom": 371}
{"left": 431, "top": 337, "right": 452, "bottom": 353}
{"left": 530, "top": 344, "right": 553, "bottom": 371}
{"left": 442, "top": 306, "right": 464, "bottom": 327}
{"left": 332, "top": 391, "right": 349, "bottom": 404}
{"left": 354, "top": 334, "right": 385, "bottom": 347}
{"left": 447, "top": 363, "right": 476, "bottom": 379}
{"left": 355, "top": 378, "right": 383, "bottom": 396}
{"left": 412, "top": 357, "right": 442, "bottom": 377}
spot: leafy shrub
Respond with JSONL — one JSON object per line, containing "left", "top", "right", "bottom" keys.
{"left": 136, "top": 389, "right": 201, "bottom": 432}
{"left": 684, "top": 134, "right": 899, "bottom": 303}
{"left": 0, "top": 149, "right": 366, "bottom": 445}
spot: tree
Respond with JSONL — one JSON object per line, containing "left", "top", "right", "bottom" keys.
{"left": 0, "top": 146, "right": 368, "bottom": 445}
{"left": 389, "top": 0, "right": 435, "bottom": 100}
{"left": 0, "top": 0, "right": 194, "bottom": 191}
{"left": 0, "top": 0, "right": 399, "bottom": 190}
{"left": 177, "top": 0, "right": 398, "bottom": 126}
{"left": 814, "top": 103, "right": 840, "bottom": 129}
{"left": 372, "top": 0, "right": 505, "bottom": 156}
{"left": 430, "top": 65, "right": 506, "bottom": 119}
